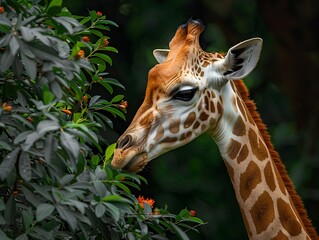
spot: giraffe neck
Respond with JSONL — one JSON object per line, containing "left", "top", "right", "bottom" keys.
{"left": 209, "top": 80, "right": 315, "bottom": 239}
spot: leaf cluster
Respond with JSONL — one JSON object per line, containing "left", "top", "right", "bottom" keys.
{"left": 0, "top": 0, "right": 205, "bottom": 239}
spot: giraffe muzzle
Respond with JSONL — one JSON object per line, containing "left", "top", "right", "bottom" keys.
{"left": 111, "top": 147, "right": 149, "bottom": 173}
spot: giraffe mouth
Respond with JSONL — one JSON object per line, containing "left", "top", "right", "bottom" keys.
{"left": 111, "top": 148, "right": 149, "bottom": 173}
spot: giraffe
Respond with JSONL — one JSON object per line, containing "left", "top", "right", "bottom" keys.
{"left": 111, "top": 20, "right": 318, "bottom": 239}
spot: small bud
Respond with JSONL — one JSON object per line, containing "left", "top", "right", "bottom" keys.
{"left": 189, "top": 210, "right": 196, "bottom": 217}
{"left": 82, "top": 95, "right": 88, "bottom": 103}
{"left": 103, "top": 38, "right": 109, "bottom": 46}
{"left": 62, "top": 109, "right": 72, "bottom": 115}
{"left": 0, "top": 6, "right": 5, "bottom": 13}
{"left": 26, "top": 117, "right": 33, "bottom": 123}
{"left": 119, "top": 100, "right": 128, "bottom": 110}
{"left": 2, "top": 102, "right": 12, "bottom": 112}
{"left": 82, "top": 36, "right": 90, "bottom": 42}
{"left": 75, "top": 50, "right": 85, "bottom": 59}
{"left": 96, "top": 11, "right": 103, "bottom": 17}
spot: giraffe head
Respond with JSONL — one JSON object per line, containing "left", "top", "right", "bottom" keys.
{"left": 111, "top": 20, "right": 262, "bottom": 172}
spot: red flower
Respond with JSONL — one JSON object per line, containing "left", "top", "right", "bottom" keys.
{"left": 82, "top": 36, "right": 90, "bottom": 42}
{"left": 0, "top": 6, "right": 5, "bottom": 13}
{"left": 189, "top": 210, "right": 196, "bottom": 217}
{"left": 96, "top": 11, "right": 102, "bottom": 17}
{"left": 138, "top": 196, "right": 155, "bottom": 208}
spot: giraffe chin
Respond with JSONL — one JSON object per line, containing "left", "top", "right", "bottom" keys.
{"left": 111, "top": 148, "right": 149, "bottom": 173}
{"left": 123, "top": 152, "right": 149, "bottom": 173}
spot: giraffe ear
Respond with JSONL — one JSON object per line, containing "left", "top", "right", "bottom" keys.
{"left": 222, "top": 38, "right": 263, "bottom": 79}
{"left": 153, "top": 49, "right": 170, "bottom": 63}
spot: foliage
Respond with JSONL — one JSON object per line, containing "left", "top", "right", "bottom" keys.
{"left": 0, "top": 0, "right": 205, "bottom": 239}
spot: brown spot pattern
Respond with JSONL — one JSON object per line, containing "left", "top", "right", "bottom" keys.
{"left": 180, "top": 131, "right": 192, "bottom": 141}
{"left": 184, "top": 112, "right": 196, "bottom": 129}
{"left": 264, "top": 162, "right": 276, "bottom": 192}
{"left": 162, "top": 137, "right": 178, "bottom": 143}
{"left": 271, "top": 231, "right": 289, "bottom": 240}
{"left": 227, "top": 139, "right": 241, "bottom": 159}
{"left": 193, "top": 121, "right": 200, "bottom": 129}
{"left": 250, "top": 191, "right": 275, "bottom": 234}
{"left": 154, "top": 125, "right": 164, "bottom": 141}
{"left": 240, "top": 161, "right": 262, "bottom": 202}
{"left": 169, "top": 119, "right": 180, "bottom": 134}
{"left": 248, "top": 128, "right": 268, "bottom": 160}
{"left": 199, "top": 111, "right": 209, "bottom": 121}
{"left": 197, "top": 100, "right": 202, "bottom": 111}
{"left": 237, "top": 145, "right": 249, "bottom": 163}
{"left": 233, "top": 116, "right": 246, "bottom": 136}
{"left": 277, "top": 198, "right": 302, "bottom": 236}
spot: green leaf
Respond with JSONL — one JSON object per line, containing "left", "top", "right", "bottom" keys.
{"left": 94, "top": 53, "right": 112, "bottom": 66}
{"left": 21, "top": 53, "right": 37, "bottom": 79}
{"left": 36, "top": 203, "right": 55, "bottom": 222}
{"left": 104, "top": 143, "right": 117, "bottom": 163}
{"left": 4, "top": 195, "right": 16, "bottom": 224}
{"left": 22, "top": 209, "right": 33, "bottom": 231}
{"left": 103, "top": 202, "right": 120, "bottom": 222}
{"left": 0, "top": 198, "right": 5, "bottom": 211}
{"left": 106, "top": 107, "right": 126, "bottom": 120}
{"left": 111, "top": 94, "right": 124, "bottom": 103}
{"left": 15, "top": 233, "right": 28, "bottom": 240}
{"left": 60, "top": 132, "right": 80, "bottom": 159}
{"left": 102, "top": 195, "right": 124, "bottom": 202}
{"left": 95, "top": 204, "right": 106, "bottom": 218}
{"left": 19, "top": 151, "right": 32, "bottom": 182}
{"left": 0, "top": 140, "right": 12, "bottom": 151}
{"left": 56, "top": 205, "right": 77, "bottom": 231}
{"left": 104, "top": 77, "right": 125, "bottom": 90}
{"left": 0, "top": 147, "right": 20, "bottom": 181}
{"left": 167, "top": 222, "right": 190, "bottom": 240}
{"left": 90, "top": 29, "right": 104, "bottom": 38}
{"left": 37, "top": 120, "right": 60, "bottom": 135}
{"left": 46, "top": 0, "right": 63, "bottom": 15}
{"left": 113, "top": 182, "right": 131, "bottom": 195}
{"left": 91, "top": 155, "right": 100, "bottom": 166}
{"left": 99, "top": 80, "right": 113, "bottom": 94}
{"left": 9, "top": 36, "right": 20, "bottom": 56}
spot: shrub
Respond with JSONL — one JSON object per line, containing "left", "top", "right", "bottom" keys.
{"left": 0, "top": 0, "right": 204, "bottom": 239}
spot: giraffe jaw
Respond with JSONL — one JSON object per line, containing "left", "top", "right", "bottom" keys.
{"left": 111, "top": 148, "right": 149, "bottom": 173}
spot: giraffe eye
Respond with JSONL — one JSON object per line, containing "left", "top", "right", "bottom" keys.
{"left": 173, "top": 87, "right": 198, "bottom": 101}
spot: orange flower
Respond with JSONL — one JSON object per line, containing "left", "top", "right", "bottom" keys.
{"left": 82, "top": 36, "right": 90, "bottom": 42}
{"left": 96, "top": 11, "right": 102, "bottom": 17}
{"left": 62, "top": 109, "right": 72, "bottom": 115}
{"left": 0, "top": 6, "right": 5, "bottom": 13}
{"left": 2, "top": 102, "right": 12, "bottom": 112}
{"left": 189, "top": 210, "right": 196, "bottom": 217}
{"left": 82, "top": 95, "right": 88, "bottom": 103}
{"left": 138, "top": 195, "right": 155, "bottom": 208}
{"left": 47, "top": 25, "right": 53, "bottom": 29}
{"left": 75, "top": 50, "right": 85, "bottom": 59}
{"left": 119, "top": 100, "right": 128, "bottom": 110}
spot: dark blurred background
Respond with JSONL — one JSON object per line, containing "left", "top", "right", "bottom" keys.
{"left": 66, "top": 0, "right": 319, "bottom": 239}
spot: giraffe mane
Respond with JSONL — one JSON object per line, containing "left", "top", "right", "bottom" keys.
{"left": 233, "top": 79, "right": 318, "bottom": 239}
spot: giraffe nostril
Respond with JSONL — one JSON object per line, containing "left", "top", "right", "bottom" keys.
{"left": 118, "top": 135, "right": 133, "bottom": 149}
